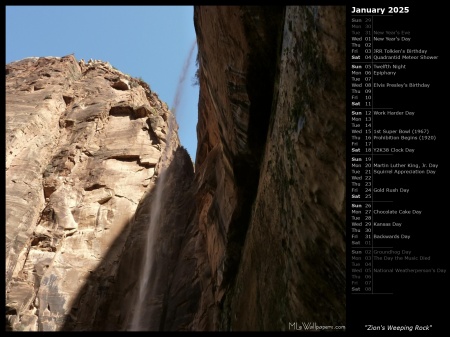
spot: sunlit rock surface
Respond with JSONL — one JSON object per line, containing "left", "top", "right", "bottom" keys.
{"left": 5, "top": 55, "right": 182, "bottom": 331}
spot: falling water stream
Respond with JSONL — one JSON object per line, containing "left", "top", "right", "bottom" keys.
{"left": 128, "top": 40, "right": 197, "bottom": 331}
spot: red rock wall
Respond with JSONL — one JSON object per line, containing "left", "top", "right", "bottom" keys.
{"left": 192, "top": 6, "right": 346, "bottom": 330}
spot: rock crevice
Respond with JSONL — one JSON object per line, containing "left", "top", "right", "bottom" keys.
{"left": 191, "top": 5, "right": 346, "bottom": 330}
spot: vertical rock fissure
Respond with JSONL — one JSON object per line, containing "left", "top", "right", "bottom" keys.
{"left": 217, "top": 6, "right": 286, "bottom": 328}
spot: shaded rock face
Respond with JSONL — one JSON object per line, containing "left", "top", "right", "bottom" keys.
{"left": 5, "top": 55, "right": 185, "bottom": 331}
{"left": 192, "top": 6, "right": 346, "bottom": 330}
{"left": 192, "top": 6, "right": 285, "bottom": 329}
{"left": 61, "top": 146, "right": 196, "bottom": 331}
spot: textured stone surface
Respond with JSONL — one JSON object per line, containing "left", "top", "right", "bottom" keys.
{"left": 79, "top": 146, "right": 198, "bottom": 331}
{"left": 191, "top": 5, "right": 346, "bottom": 330}
{"left": 224, "top": 6, "right": 346, "bottom": 330}
{"left": 192, "top": 6, "right": 286, "bottom": 329}
{"left": 5, "top": 55, "right": 181, "bottom": 331}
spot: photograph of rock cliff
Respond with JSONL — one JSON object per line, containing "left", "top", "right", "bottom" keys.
{"left": 5, "top": 6, "right": 346, "bottom": 331}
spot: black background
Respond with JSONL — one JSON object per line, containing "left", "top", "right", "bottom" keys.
{"left": 346, "top": 3, "right": 448, "bottom": 335}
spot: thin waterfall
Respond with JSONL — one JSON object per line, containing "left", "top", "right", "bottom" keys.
{"left": 128, "top": 39, "right": 197, "bottom": 331}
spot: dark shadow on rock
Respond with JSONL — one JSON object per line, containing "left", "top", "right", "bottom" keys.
{"left": 61, "top": 146, "right": 198, "bottom": 331}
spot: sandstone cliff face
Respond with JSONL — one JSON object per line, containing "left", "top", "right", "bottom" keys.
{"left": 61, "top": 146, "right": 196, "bottom": 331}
{"left": 5, "top": 55, "right": 183, "bottom": 331}
{"left": 192, "top": 6, "right": 346, "bottom": 330}
{"left": 6, "top": 5, "right": 346, "bottom": 331}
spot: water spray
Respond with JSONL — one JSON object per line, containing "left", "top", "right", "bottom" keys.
{"left": 129, "top": 39, "right": 197, "bottom": 331}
